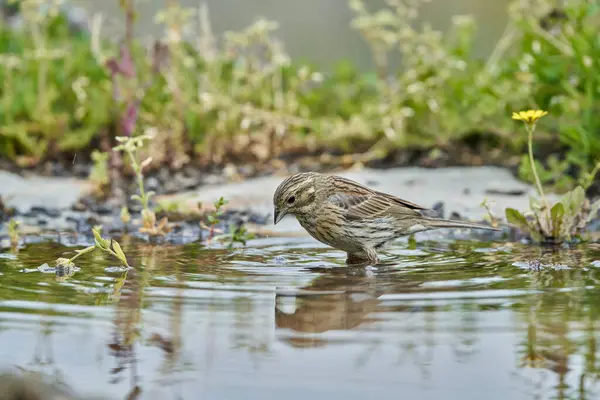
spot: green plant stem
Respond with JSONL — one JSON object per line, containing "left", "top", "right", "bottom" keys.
{"left": 68, "top": 245, "right": 96, "bottom": 263}
{"left": 527, "top": 124, "right": 546, "bottom": 199}
{"left": 526, "top": 123, "right": 552, "bottom": 223}
{"left": 126, "top": 149, "right": 148, "bottom": 210}
{"left": 586, "top": 162, "right": 600, "bottom": 187}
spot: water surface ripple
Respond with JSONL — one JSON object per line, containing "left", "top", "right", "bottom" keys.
{"left": 1, "top": 237, "right": 599, "bottom": 400}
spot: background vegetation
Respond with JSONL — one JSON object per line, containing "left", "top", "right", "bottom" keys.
{"left": 0, "top": 0, "right": 598, "bottom": 194}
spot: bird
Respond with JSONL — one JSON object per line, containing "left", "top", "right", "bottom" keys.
{"left": 272, "top": 172, "right": 499, "bottom": 265}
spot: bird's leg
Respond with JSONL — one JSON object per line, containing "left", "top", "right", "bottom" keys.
{"left": 346, "top": 249, "right": 379, "bottom": 266}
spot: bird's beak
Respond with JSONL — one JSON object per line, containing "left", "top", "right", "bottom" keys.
{"left": 273, "top": 208, "right": 286, "bottom": 225}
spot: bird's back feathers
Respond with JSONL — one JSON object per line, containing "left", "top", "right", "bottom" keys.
{"left": 324, "top": 175, "right": 430, "bottom": 221}
{"left": 323, "top": 177, "right": 498, "bottom": 231}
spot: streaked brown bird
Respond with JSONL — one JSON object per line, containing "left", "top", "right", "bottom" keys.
{"left": 273, "top": 172, "right": 498, "bottom": 265}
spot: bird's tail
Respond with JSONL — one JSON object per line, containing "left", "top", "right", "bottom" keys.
{"left": 422, "top": 217, "right": 499, "bottom": 231}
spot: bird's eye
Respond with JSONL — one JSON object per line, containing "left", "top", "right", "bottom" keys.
{"left": 287, "top": 196, "right": 296, "bottom": 204}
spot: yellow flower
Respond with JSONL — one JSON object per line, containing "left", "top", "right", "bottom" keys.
{"left": 512, "top": 109, "right": 548, "bottom": 124}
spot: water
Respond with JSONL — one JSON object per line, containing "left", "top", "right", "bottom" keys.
{"left": 1, "top": 235, "right": 600, "bottom": 399}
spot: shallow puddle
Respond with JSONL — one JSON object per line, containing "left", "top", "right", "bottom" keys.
{"left": 1, "top": 236, "right": 600, "bottom": 399}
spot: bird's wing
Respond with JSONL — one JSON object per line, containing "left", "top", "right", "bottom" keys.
{"left": 327, "top": 192, "right": 423, "bottom": 221}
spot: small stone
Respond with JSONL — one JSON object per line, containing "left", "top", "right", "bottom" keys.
{"left": 238, "top": 165, "right": 255, "bottom": 177}
{"left": 432, "top": 201, "right": 444, "bottom": 215}
{"left": 127, "top": 201, "right": 143, "bottom": 213}
{"left": 163, "top": 180, "right": 179, "bottom": 193}
{"left": 249, "top": 213, "right": 269, "bottom": 225}
{"left": 73, "top": 163, "right": 90, "bottom": 178}
{"left": 450, "top": 211, "right": 463, "bottom": 220}
{"left": 94, "top": 204, "right": 113, "bottom": 215}
{"left": 146, "top": 176, "right": 160, "bottom": 192}
{"left": 72, "top": 201, "right": 87, "bottom": 212}
{"left": 158, "top": 167, "right": 171, "bottom": 183}
{"left": 202, "top": 174, "right": 226, "bottom": 185}
{"left": 86, "top": 216, "right": 101, "bottom": 227}
{"left": 183, "top": 165, "right": 201, "bottom": 179}
{"left": 29, "top": 206, "right": 61, "bottom": 218}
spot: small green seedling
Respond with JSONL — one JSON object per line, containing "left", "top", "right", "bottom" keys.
{"left": 113, "top": 133, "right": 171, "bottom": 237}
{"left": 206, "top": 197, "right": 228, "bottom": 241}
{"left": 120, "top": 206, "right": 131, "bottom": 225}
{"left": 54, "top": 228, "right": 131, "bottom": 270}
{"left": 213, "top": 224, "right": 255, "bottom": 249}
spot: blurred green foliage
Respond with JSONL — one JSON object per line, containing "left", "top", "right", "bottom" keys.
{"left": 0, "top": 0, "right": 111, "bottom": 164}
{"left": 502, "top": 0, "right": 600, "bottom": 191}
{"left": 0, "top": 0, "right": 598, "bottom": 192}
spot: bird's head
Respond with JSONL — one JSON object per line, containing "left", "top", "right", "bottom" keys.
{"left": 272, "top": 172, "right": 324, "bottom": 224}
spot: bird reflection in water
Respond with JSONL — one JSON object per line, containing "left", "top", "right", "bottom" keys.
{"left": 275, "top": 263, "right": 424, "bottom": 348}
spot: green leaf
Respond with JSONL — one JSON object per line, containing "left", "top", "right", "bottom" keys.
{"left": 567, "top": 186, "right": 586, "bottom": 215}
{"left": 506, "top": 208, "right": 532, "bottom": 234}
{"left": 111, "top": 240, "right": 129, "bottom": 267}
{"left": 529, "top": 195, "right": 542, "bottom": 212}
{"left": 92, "top": 228, "right": 107, "bottom": 249}
{"left": 559, "top": 185, "right": 586, "bottom": 230}
{"left": 550, "top": 202, "right": 565, "bottom": 239}
{"left": 587, "top": 198, "right": 600, "bottom": 223}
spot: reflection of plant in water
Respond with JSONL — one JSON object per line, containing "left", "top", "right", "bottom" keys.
{"left": 394, "top": 309, "right": 436, "bottom": 382}
{"left": 148, "top": 258, "right": 188, "bottom": 393}
{"left": 513, "top": 254, "right": 600, "bottom": 399}
{"left": 108, "top": 266, "right": 142, "bottom": 390}
{"left": 106, "top": 243, "right": 194, "bottom": 395}
{"left": 231, "top": 296, "right": 272, "bottom": 366}
{"left": 451, "top": 303, "right": 480, "bottom": 362}
{"left": 14, "top": 286, "right": 67, "bottom": 389}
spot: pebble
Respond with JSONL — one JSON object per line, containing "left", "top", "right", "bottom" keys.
{"left": 72, "top": 201, "right": 87, "bottom": 212}
{"left": 431, "top": 201, "right": 445, "bottom": 217}
{"left": 30, "top": 206, "right": 61, "bottom": 218}
{"left": 145, "top": 176, "right": 160, "bottom": 192}
{"left": 94, "top": 204, "right": 113, "bottom": 216}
